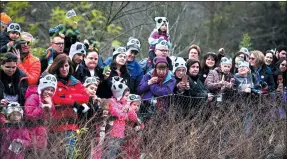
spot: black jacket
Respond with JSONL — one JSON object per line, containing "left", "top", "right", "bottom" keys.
{"left": 0, "top": 68, "right": 28, "bottom": 105}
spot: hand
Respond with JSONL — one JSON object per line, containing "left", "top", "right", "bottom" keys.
{"left": 104, "top": 70, "right": 111, "bottom": 80}
{"left": 12, "top": 48, "right": 21, "bottom": 64}
{"left": 0, "top": 99, "right": 9, "bottom": 106}
{"left": 43, "top": 96, "right": 53, "bottom": 105}
{"left": 185, "top": 82, "right": 190, "bottom": 89}
{"left": 148, "top": 77, "right": 158, "bottom": 85}
{"left": 244, "top": 87, "right": 251, "bottom": 93}
{"left": 122, "top": 106, "right": 129, "bottom": 113}
{"left": 207, "top": 93, "right": 214, "bottom": 102}
{"left": 8, "top": 41, "right": 14, "bottom": 47}
{"left": 218, "top": 48, "right": 225, "bottom": 55}
{"left": 177, "top": 81, "right": 186, "bottom": 89}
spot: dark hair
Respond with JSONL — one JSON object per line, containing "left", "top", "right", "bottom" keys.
{"left": 186, "top": 59, "right": 201, "bottom": 72}
{"left": 110, "top": 58, "right": 129, "bottom": 75}
{"left": 48, "top": 54, "right": 74, "bottom": 76}
{"left": 231, "top": 52, "right": 247, "bottom": 73}
{"left": 1, "top": 52, "right": 18, "bottom": 65}
{"left": 275, "top": 58, "right": 287, "bottom": 70}
{"left": 200, "top": 52, "right": 218, "bottom": 70}
{"left": 85, "top": 50, "right": 98, "bottom": 57}
{"left": 276, "top": 45, "right": 287, "bottom": 53}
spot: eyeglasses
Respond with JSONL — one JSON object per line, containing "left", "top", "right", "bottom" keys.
{"left": 249, "top": 57, "right": 255, "bottom": 61}
{"left": 157, "top": 49, "right": 168, "bottom": 53}
{"left": 53, "top": 42, "right": 64, "bottom": 46}
{"left": 23, "top": 41, "right": 32, "bottom": 46}
{"left": 280, "top": 64, "right": 286, "bottom": 67}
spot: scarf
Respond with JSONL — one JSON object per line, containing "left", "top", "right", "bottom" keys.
{"left": 151, "top": 69, "right": 167, "bottom": 84}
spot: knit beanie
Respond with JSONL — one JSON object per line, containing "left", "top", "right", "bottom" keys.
{"left": 186, "top": 59, "right": 200, "bottom": 71}
{"left": 172, "top": 56, "right": 187, "bottom": 73}
{"left": 0, "top": 12, "right": 12, "bottom": 27}
{"left": 238, "top": 61, "right": 250, "bottom": 68}
{"left": 38, "top": 74, "right": 57, "bottom": 95}
{"left": 155, "top": 17, "right": 169, "bottom": 34}
{"left": 69, "top": 42, "right": 86, "bottom": 60}
{"left": 7, "top": 23, "right": 21, "bottom": 34}
{"left": 83, "top": 76, "right": 100, "bottom": 87}
{"left": 112, "top": 46, "right": 126, "bottom": 59}
{"left": 7, "top": 102, "right": 23, "bottom": 118}
{"left": 220, "top": 57, "right": 232, "bottom": 65}
{"left": 127, "top": 94, "right": 141, "bottom": 102}
{"left": 111, "top": 76, "right": 129, "bottom": 101}
{"left": 155, "top": 39, "right": 168, "bottom": 50}
{"left": 153, "top": 57, "right": 169, "bottom": 68}
{"left": 239, "top": 47, "right": 250, "bottom": 56}
{"left": 126, "top": 37, "right": 141, "bottom": 51}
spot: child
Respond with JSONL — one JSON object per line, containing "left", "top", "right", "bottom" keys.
{"left": 0, "top": 23, "right": 21, "bottom": 53}
{"left": 0, "top": 102, "right": 31, "bottom": 159}
{"left": 101, "top": 76, "right": 139, "bottom": 159}
{"left": 148, "top": 17, "right": 172, "bottom": 53}
{"left": 121, "top": 94, "right": 144, "bottom": 159}
{"left": 24, "top": 74, "right": 57, "bottom": 154}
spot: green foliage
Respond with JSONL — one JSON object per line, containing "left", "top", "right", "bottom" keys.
{"left": 239, "top": 33, "right": 252, "bottom": 50}
{"left": 6, "top": 2, "right": 31, "bottom": 23}
{"left": 279, "top": 1, "right": 286, "bottom": 11}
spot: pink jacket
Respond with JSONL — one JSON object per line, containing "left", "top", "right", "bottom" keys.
{"left": 24, "top": 85, "right": 56, "bottom": 149}
{"left": 108, "top": 98, "right": 138, "bottom": 139}
{"left": 0, "top": 115, "right": 31, "bottom": 159}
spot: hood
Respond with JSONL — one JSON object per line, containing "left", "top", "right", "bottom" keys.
{"left": 25, "top": 85, "right": 39, "bottom": 99}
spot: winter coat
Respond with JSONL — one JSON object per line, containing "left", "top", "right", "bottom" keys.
{"left": 250, "top": 65, "right": 276, "bottom": 93}
{"left": 24, "top": 85, "right": 56, "bottom": 149}
{"left": 0, "top": 68, "right": 28, "bottom": 106}
{"left": 0, "top": 114, "right": 31, "bottom": 159}
{"left": 204, "top": 67, "right": 234, "bottom": 94}
{"left": 0, "top": 31, "right": 9, "bottom": 53}
{"left": 137, "top": 69, "right": 176, "bottom": 100}
{"left": 108, "top": 97, "right": 138, "bottom": 139}
{"left": 148, "top": 29, "right": 171, "bottom": 51}
{"left": 183, "top": 75, "right": 209, "bottom": 98}
{"left": 104, "top": 57, "right": 143, "bottom": 94}
{"left": 40, "top": 47, "right": 66, "bottom": 73}
{"left": 52, "top": 75, "right": 89, "bottom": 132}
{"left": 18, "top": 52, "right": 41, "bottom": 85}
{"left": 199, "top": 68, "right": 210, "bottom": 84}
{"left": 233, "top": 73, "right": 255, "bottom": 93}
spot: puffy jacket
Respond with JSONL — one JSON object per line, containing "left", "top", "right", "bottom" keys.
{"left": 108, "top": 98, "right": 138, "bottom": 139}
{"left": 0, "top": 68, "right": 28, "bottom": 106}
{"left": 24, "top": 85, "right": 56, "bottom": 149}
{"left": 52, "top": 75, "right": 89, "bottom": 132}
{"left": 0, "top": 117, "right": 31, "bottom": 159}
{"left": 204, "top": 67, "right": 234, "bottom": 94}
{"left": 18, "top": 53, "right": 41, "bottom": 85}
{"left": 137, "top": 69, "right": 176, "bottom": 100}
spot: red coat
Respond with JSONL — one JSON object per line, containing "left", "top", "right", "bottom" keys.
{"left": 52, "top": 75, "right": 89, "bottom": 132}
{"left": 24, "top": 85, "right": 56, "bottom": 149}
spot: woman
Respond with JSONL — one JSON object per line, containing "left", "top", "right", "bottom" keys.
{"left": 0, "top": 52, "right": 28, "bottom": 106}
{"left": 249, "top": 50, "right": 275, "bottom": 95}
{"left": 74, "top": 50, "right": 108, "bottom": 98}
{"left": 48, "top": 54, "right": 89, "bottom": 158}
{"left": 102, "top": 47, "right": 132, "bottom": 98}
{"left": 170, "top": 56, "right": 189, "bottom": 94}
{"left": 199, "top": 52, "right": 218, "bottom": 83}
{"left": 264, "top": 50, "right": 277, "bottom": 72}
{"left": 273, "top": 58, "right": 287, "bottom": 92}
{"left": 137, "top": 57, "right": 176, "bottom": 117}
{"left": 231, "top": 52, "right": 247, "bottom": 74}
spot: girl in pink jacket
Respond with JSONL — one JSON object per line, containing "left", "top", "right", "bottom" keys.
{"left": 101, "top": 76, "right": 139, "bottom": 159}
{"left": 24, "top": 74, "right": 57, "bottom": 153}
{"left": 0, "top": 102, "right": 31, "bottom": 159}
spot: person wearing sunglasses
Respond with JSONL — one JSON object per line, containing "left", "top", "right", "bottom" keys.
{"left": 0, "top": 52, "right": 28, "bottom": 107}
{"left": 0, "top": 23, "right": 21, "bottom": 53}
{"left": 249, "top": 50, "right": 275, "bottom": 96}
{"left": 14, "top": 32, "right": 41, "bottom": 86}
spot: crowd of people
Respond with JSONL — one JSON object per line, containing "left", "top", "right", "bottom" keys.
{"left": 0, "top": 10, "right": 286, "bottom": 159}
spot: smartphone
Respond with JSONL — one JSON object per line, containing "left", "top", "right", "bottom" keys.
{"left": 182, "top": 75, "right": 189, "bottom": 85}
{"left": 103, "top": 65, "right": 111, "bottom": 76}
{"left": 8, "top": 140, "right": 23, "bottom": 154}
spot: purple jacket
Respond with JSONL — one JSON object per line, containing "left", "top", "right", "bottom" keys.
{"left": 137, "top": 69, "right": 176, "bottom": 100}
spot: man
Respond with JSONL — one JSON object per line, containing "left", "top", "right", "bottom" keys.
{"left": 40, "top": 35, "right": 65, "bottom": 73}
{"left": 69, "top": 42, "right": 86, "bottom": 79}
{"left": 275, "top": 45, "right": 287, "bottom": 61}
{"left": 139, "top": 38, "right": 172, "bottom": 74}
{"left": 14, "top": 32, "right": 41, "bottom": 85}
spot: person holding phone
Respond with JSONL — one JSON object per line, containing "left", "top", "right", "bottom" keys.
{"left": 170, "top": 56, "right": 189, "bottom": 94}
{"left": 24, "top": 74, "right": 57, "bottom": 156}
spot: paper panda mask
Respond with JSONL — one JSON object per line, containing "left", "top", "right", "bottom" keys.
{"left": 111, "top": 76, "right": 129, "bottom": 101}
{"left": 155, "top": 17, "right": 169, "bottom": 34}
{"left": 127, "top": 37, "right": 141, "bottom": 49}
